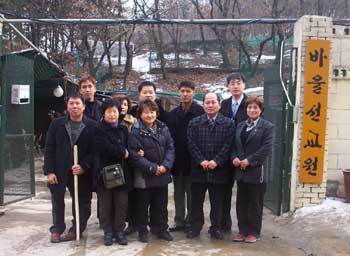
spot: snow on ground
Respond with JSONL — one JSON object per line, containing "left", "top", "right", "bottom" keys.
{"left": 293, "top": 198, "right": 350, "bottom": 219}
{"left": 133, "top": 53, "right": 151, "bottom": 73}
{"left": 140, "top": 73, "right": 162, "bottom": 82}
{"left": 250, "top": 55, "right": 275, "bottom": 64}
{"left": 291, "top": 198, "right": 350, "bottom": 234}
{"left": 202, "top": 82, "right": 263, "bottom": 99}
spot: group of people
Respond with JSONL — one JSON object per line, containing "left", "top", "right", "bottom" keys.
{"left": 44, "top": 72, "right": 274, "bottom": 246}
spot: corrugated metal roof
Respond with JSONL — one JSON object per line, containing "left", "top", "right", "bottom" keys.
{"left": 1, "top": 49, "right": 77, "bottom": 87}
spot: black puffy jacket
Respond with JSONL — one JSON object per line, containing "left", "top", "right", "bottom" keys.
{"left": 128, "top": 120, "right": 174, "bottom": 188}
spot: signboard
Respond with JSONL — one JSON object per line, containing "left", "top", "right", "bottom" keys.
{"left": 299, "top": 39, "right": 330, "bottom": 184}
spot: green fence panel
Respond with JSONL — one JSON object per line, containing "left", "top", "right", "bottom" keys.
{"left": 0, "top": 53, "right": 35, "bottom": 205}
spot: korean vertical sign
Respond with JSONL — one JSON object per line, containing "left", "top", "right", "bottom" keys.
{"left": 300, "top": 40, "right": 330, "bottom": 184}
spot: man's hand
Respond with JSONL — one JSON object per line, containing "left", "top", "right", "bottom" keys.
{"left": 137, "top": 149, "right": 144, "bottom": 157}
{"left": 200, "top": 160, "right": 209, "bottom": 171}
{"left": 47, "top": 173, "right": 58, "bottom": 185}
{"left": 159, "top": 165, "right": 167, "bottom": 174}
{"left": 72, "top": 164, "right": 84, "bottom": 175}
{"left": 124, "top": 149, "right": 129, "bottom": 159}
{"left": 208, "top": 160, "right": 218, "bottom": 170}
{"left": 240, "top": 159, "right": 250, "bottom": 170}
{"left": 232, "top": 157, "right": 241, "bottom": 167}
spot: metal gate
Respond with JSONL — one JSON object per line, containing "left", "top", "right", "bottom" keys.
{"left": 0, "top": 53, "right": 35, "bottom": 205}
{"left": 263, "top": 46, "right": 296, "bottom": 215}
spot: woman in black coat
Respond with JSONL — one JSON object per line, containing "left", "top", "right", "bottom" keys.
{"left": 128, "top": 99, "right": 175, "bottom": 243}
{"left": 231, "top": 96, "right": 274, "bottom": 243}
{"left": 95, "top": 99, "right": 129, "bottom": 246}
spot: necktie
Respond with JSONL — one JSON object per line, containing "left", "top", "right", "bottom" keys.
{"left": 209, "top": 118, "right": 215, "bottom": 127}
{"left": 232, "top": 102, "right": 239, "bottom": 118}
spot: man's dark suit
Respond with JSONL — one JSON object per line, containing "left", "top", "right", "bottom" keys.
{"left": 219, "top": 93, "right": 248, "bottom": 230}
{"left": 187, "top": 113, "right": 234, "bottom": 233}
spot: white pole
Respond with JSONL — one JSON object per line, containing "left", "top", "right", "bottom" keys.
{"left": 73, "top": 145, "right": 80, "bottom": 241}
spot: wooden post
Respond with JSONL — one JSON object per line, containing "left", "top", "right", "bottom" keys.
{"left": 73, "top": 145, "right": 80, "bottom": 241}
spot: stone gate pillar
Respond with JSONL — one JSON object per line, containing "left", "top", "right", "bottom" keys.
{"left": 290, "top": 16, "right": 333, "bottom": 210}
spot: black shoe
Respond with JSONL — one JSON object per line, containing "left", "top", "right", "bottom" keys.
{"left": 124, "top": 225, "right": 135, "bottom": 236}
{"left": 186, "top": 230, "right": 200, "bottom": 239}
{"left": 157, "top": 231, "right": 173, "bottom": 241}
{"left": 139, "top": 232, "right": 149, "bottom": 243}
{"left": 222, "top": 226, "right": 232, "bottom": 232}
{"left": 210, "top": 229, "right": 224, "bottom": 240}
{"left": 115, "top": 232, "right": 128, "bottom": 245}
{"left": 104, "top": 232, "right": 113, "bottom": 246}
{"left": 169, "top": 225, "right": 184, "bottom": 232}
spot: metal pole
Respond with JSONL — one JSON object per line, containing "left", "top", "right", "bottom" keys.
{"left": 0, "top": 18, "right": 349, "bottom": 25}
{"left": 0, "top": 18, "right": 3, "bottom": 206}
{"left": 0, "top": 18, "right": 300, "bottom": 25}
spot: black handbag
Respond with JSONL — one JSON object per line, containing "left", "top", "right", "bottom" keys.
{"left": 102, "top": 164, "right": 125, "bottom": 189}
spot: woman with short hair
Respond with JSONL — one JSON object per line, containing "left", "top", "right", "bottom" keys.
{"left": 95, "top": 99, "right": 129, "bottom": 246}
{"left": 231, "top": 96, "right": 274, "bottom": 243}
{"left": 128, "top": 99, "right": 175, "bottom": 243}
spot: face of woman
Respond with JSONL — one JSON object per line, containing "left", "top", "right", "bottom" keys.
{"left": 140, "top": 107, "right": 157, "bottom": 127}
{"left": 120, "top": 99, "right": 128, "bottom": 115}
{"left": 247, "top": 102, "right": 262, "bottom": 120}
{"left": 104, "top": 106, "right": 119, "bottom": 124}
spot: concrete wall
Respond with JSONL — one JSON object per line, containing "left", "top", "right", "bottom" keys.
{"left": 327, "top": 25, "right": 350, "bottom": 198}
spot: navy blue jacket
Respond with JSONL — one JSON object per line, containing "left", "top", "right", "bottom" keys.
{"left": 167, "top": 102, "right": 204, "bottom": 176}
{"left": 187, "top": 113, "right": 235, "bottom": 184}
{"left": 231, "top": 118, "right": 274, "bottom": 184}
{"left": 44, "top": 115, "right": 97, "bottom": 186}
{"left": 128, "top": 120, "right": 175, "bottom": 188}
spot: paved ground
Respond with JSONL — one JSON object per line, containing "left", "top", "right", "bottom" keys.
{"left": 0, "top": 158, "right": 349, "bottom": 256}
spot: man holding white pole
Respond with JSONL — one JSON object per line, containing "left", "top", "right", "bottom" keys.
{"left": 44, "top": 93, "right": 97, "bottom": 243}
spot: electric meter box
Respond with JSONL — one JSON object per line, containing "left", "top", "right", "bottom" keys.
{"left": 11, "top": 84, "right": 30, "bottom": 104}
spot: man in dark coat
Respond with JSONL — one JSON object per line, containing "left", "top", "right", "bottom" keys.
{"left": 187, "top": 92, "right": 234, "bottom": 240}
{"left": 79, "top": 75, "right": 102, "bottom": 122}
{"left": 44, "top": 94, "right": 97, "bottom": 243}
{"left": 219, "top": 72, "right": 249, "bottom": 231}
{"left": 167, "top": 81, "right": 204, "bottom": 232}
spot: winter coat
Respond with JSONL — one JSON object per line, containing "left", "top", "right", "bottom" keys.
{"left": 128, "top": 120, "right": 175, "bottom": 189}
{"left": 187, "top": 113, "right": 235, "bottom": 184}
{"left": 95, "top": 120, "right": 132, "bottom": 191}
{"left": 84, "top": 100, "right": 102, "bottom": 122}
{"left": 231, "top": 118, "right": 274, "bottom": 184}
{"left": 120, "top": 114, "right": 137, "bottom": 133}
{"left": 167, "top": 102, "right": 204, "bottom": 176}
{"left": 43, "top": 115, "right": 97, "bottom": 186}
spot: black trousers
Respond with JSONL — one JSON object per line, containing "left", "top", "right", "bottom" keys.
{"left": 98, "top": 183, "right": 128, "bottom": 233}
{"left": 221, "top": 179, "right": 234, "bottom": 229}
{"left": 135, "top": 186, "right": 169, "bottom": 234}
{"left": 126, "top": 189, "right": 137, "bottom": 230}
{"left": 173, "top": 174, "right": 192, "bottom": 228}
{"left": 190, "top": 183, "right": 226, "bottom": 232}
{"left": 49, "top": 176, "right": 92, "bottom": 234}
{"left": 236, "top": 182, "right": 266, "bottom": 236}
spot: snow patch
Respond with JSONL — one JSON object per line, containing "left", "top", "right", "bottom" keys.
{"left": 294, "top": 198, "right": 350, "bottom": 219}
